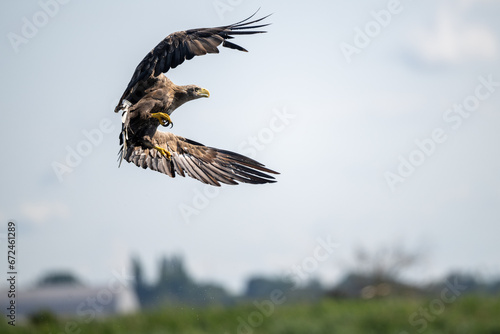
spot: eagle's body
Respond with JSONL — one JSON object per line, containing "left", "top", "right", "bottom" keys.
{"left": 118, "top": 75, "right": 206, "bottom": 120}
{"left": 115, "top": 13, "right": 278, "bottom": 186}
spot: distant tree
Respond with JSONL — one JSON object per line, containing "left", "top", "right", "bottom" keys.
{"left": 155, "top": 255, "right": 195, "bottom": 303}
{"left": 327, "top": 243, "right": 425, "bottom": 299}
{"left": 157, "top": 255, "right": 192, "bottom": 292}
{"left": 132, "top": 256, "right": 144, "bottom": 289}
{"left": 132, "top": 254, "right": 232, "bottom": 308}
{"left": 244, "top": 277, "right": 294, "bottom": 299}
{"left": 37, "top": 272, "right": 82, "bottom": 287}
{"left": 132, "top": 256, "right": 153, "bottom": 307}
{"left": 426, "top": 272, "right": 496, "bottom": 295}
{"left": 351, "top": 244, "right": 422, "bottom": 282}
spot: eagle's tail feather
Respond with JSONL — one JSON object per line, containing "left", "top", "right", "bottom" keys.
{"left": 117, "top": 100, "right": 132, "bottom": 167}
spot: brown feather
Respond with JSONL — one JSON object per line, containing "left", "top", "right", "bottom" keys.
{"left": 116, "top": 13, "right": 278, "bottom": 186}
{"left": 114, "top": 14, "right": 270, "bottom": 112}
{"left": 122, "top": 130, "right": 278, "bottom": 186}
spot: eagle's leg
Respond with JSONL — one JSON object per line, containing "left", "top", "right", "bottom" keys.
{"left": 150, "top": 112, "right": 173, "bottom": 128}
{"left": 154, "top": 146, "right": 172, "bottom": 161}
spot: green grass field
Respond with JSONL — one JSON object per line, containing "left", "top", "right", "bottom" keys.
{"left": 3, "top": 295, "right": 500, "bottom": 334}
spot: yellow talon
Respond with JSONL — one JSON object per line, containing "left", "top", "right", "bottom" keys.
{"left": 150, "top": 112, "right": 173, "bottom": 127}
{"left": 154, "top": 146, "right": 172, "bottom": 160}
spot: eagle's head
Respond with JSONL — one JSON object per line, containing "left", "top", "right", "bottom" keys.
{"left": 171, "top": 84, "right": 210, "bottom": 112}
{"left": 185, "top": 85, "right": 210, "bottom": 99}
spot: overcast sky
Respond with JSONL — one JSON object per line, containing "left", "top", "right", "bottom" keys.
{"left": 1, "top": 0, "right": 499, "bottom": 293}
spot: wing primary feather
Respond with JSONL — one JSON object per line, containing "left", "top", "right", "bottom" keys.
{"left": 227, "top": 8, "right": 263, "bottom": 26}
{"left": 222, "top": 41, "right": 247, "bottom": 52}
{"left": 187, "top": 156, "right": 221, "bottom": 186}
{"left": 225, "top": 30, "right": 268, "bottom": 35}
{"left": 203, "top": 164, "right": 241, "bottom": 185}
{"left": 203, "top": 164, "right": 237, "bottom": 185}
{"left": 179, "top": 155, "right": 214, "bottom": 185}
{"left": 229, "top": 13, "right": 273, "bottom": 29}
{"left": 230, "top": 24, "right": 271, "bottom": 31}
{"left": 217, "top": 150, "right": 279, "bottom": 174}
{"left": 228, "top": 163, "right": 276, "bottom": 180}
{"left": 176, "top": 156, "right": 201, "bottom": 181}
{"left": 209, "top": 162, "right": 261, "bottom": 184}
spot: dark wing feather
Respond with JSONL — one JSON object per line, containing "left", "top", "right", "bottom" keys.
{"left": 122, "top": 131, "right": 278, "bottom": 186}
{"left": 115, "top": 12, "right": 271, "bottom": 112}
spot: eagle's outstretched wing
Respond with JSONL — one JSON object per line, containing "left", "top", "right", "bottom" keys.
{"left": 115, "top": 12, "right": 270, "bottom": 113}
{"left": 120, "top": 131, "right": 278, "bottom": 186}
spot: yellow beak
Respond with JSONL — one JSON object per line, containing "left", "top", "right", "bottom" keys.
{"left": 199, "top": 88, "right": 210, "bottom": 98}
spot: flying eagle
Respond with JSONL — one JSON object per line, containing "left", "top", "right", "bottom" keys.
{"left": 115, "top": 12, "right": 279, "bottom": 186}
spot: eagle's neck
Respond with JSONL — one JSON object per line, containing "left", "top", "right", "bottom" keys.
{"left": 171, "top": 85, "right": 196, "bottom": 111}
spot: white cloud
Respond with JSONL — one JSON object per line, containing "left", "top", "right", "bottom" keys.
{"left": 410, "top": 4, "right": 498, "bottom": 64}
{"left": 20, "top": 201, "right": 70, "bottom": 225}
